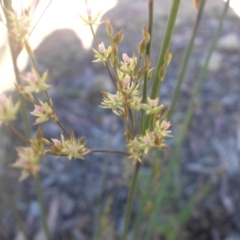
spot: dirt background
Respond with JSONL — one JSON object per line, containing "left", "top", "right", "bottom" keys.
{"left": 0, "top": 0, "right": 240, "bottom": 239}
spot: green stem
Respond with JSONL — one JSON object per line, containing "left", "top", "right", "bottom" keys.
{"left": 144, "top": 2, "right": 229, "bottom": 239}
{"left": 5, "top": 123, "right": 30, "bottom": 144}
{"left": 34, "top": 175, "right": 51, "bottom": 240}
{"left": 174, "top": 0, "right": 229, "bottom": 153}
{"left": 122, "top": 161, "right": 141, "bottom": 240}
{"left": 90, "top": 149, "right": 129, "bottom": 156}
{"left": 132, "top": 166, "right": 155, "bottom": 238}
{"left": 0, "top": 174, "right": 30, "bottom": 240}
{"left": 3, "top": 2, "right": 51, "bottom": 239}
{"left": 168, "top": 0, "right": 206, "bottom": 119}
{"left": 3, "top": 0, "right": 31, "bottom": 139}
{"left": 143, "top": 0, "right": 180, "bottom": 131}
{"left": 140, "top": 0, "right": 154, "bottom": 134}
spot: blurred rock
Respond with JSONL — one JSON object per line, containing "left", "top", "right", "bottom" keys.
{"left": 217, "top": 33, "right": 240, "bottom": 53}
{"left": 205, "top": 52, "right": 223, "bottom": 73}
{"left": 60, "top": 194, "right": 76, "bottom": 217}
{"left": 225, "top": 235, "right": 240, "bottom": 240}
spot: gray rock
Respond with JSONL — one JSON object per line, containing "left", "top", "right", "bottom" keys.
{"left": 217, "top": 33, "right": 240, "bottom": 53}
{"left": 221, "top": 94, "right": 238, "bottom": 109}
{"left": 200, "top": 52, "right": 223, "bottom": 73}
{"left": 208, "top": 52, "right": 223, "bottom": 73}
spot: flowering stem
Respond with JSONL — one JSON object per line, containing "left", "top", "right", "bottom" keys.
{"left": 5, "top": 123, "right": 30, "bottom": 144}
{"left": 88, "top": 20, "right": 117, "bottom": 88}
{"left": 89, "top": 149, "right": 129, "bottom": 156}
{"left": 2, "top": 3, "right": 51, "bottom": 239}
{"left": 168, "top": 0, "right": 206, "bottom": 119}
{"left": 2, "top": 2, "right": 31, "bottom": 139}
{"left": 28, "top": 0, "right": 53, "bottom": 38}
{"left": 140, "top": 0, "right": 154, "bottom": 134}
{"left": 0, "top": 179, "right": 30, "bottom": 240}
{"left": 143, "top": 0, "right": 180, "bottom": 131}
{"left": 55, "top": 120, "right": 70, "bottom": 137}
{"left": 43, "top": 91, "right": 70, "bottom": 137}
{"left": 34, "top": 175, "right": 52, "bottom": 240}
{"left": 104, "top": 62, "right": 117, "bottom": 88}
{"left": 144, "top": 2, "right": 230, "bottom": 240}
{"left": 89, "top": 23, "right": 99, "bottom": 46}
{"left": 122, "top": 161, "right": 141, "bottom": 240}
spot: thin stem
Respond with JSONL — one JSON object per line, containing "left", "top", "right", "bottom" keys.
{"left": 2, "top": 1, "right": 31, "bottom": 139}
{"left": 129, "top": 108, "right": 135, "bottom": 135}
{"left": 89, "top": 24, "right": 98, "bottom": 46}
{"left": 43, "top": 91, "right": 70, "bottom": 137}
{"left": 174, "top": 0, "right": 229, "bottom": 154}
{"left": 168, "top": 0, "right": 206, "bottom": 119}
{"left": 3, "top": 3, "right": 51, "bottom": 239}
{"left": 104, "top": 62, "right": 117, "bottom": 88}
{"left": 34, "top": 175, "right": 51, "bottom": 240}
{"left": 140, "top": 0, "right": 154, "bottom": 134}
{"left": 28, "top": 0, "right": 53, "bottom": 38}
{"left": 0, "top": 180, "right": 30, "bottom": 240}
{"left": 122, "top": 161, "right": 141, "bottom": 240}
{"left": 55, "top": 120, "right": 70, "bottom": 137}
{"left": 5, "top": 123, "right": 30, "bottom": 144}
{"left": 90, "top": 149, "right": 129, "bottom": 156}
{"left": 88, "top": 20, "right": 117, "bottom": 88}
{"left": 143, "top": 0, "right": 180, "bottom": 131}
{"left": 144, "top": 2, "right": 230, "bottom": 239}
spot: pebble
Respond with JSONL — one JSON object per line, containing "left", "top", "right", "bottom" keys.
{"left": 217, "top": 33, "right": 240, "bottom": 53}
{"left": 221, "top": 94, "right": 238, "bottom": 109}
{"left": 225, "top": 235, "right": 240, "bottom": 240}
{"left": 206, "top": 52, "right": 223, "bottom": 73}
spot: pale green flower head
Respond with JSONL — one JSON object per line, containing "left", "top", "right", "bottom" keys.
{"left": 21, "top": 68, "right": 51, "bottom": 93}
{"left": 0, "top": 94, "right": 20, "bottom": 123}
{"left": 30, "top": 100, "right": 54, "bottom": 124}
{"left": 60, "top": 133, "right": 90, "bottom": 160}
{"left": 92, "top": 42, "right": 112, "bottom": 63}
{"left": 141, "top": 97, "right": 164, "bottom": 115}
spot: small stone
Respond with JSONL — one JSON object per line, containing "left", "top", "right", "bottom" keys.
{"left": 208, "top": 52, "right": 223, "bottom": 73}
{"left": 221, "top": 94, "right": 238, "bottom": 109}
{"left": 60, "top": 194, "right": 76, "bottom": 217}
{"left": 200, "top": 52, "right": 222, "bottom": 73}
{"left": 217, "top": 33, "right": 240, "bottom": 53}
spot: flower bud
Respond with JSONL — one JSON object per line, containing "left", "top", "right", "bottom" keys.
{"left": 0, "top": 94, "right": 20, "bottom": 123}
{"left": 122, "top": 53, "right": 130, "bottom": 65}
{"left": 105, "top": 18, "right": 113, "bottom": 38}
{"left": 98, "top": 42, "right": 105, "bottom": 54}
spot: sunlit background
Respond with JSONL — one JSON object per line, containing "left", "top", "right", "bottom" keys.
{"left": 0, "top": 0, "right": 239, "bottom": 94}
{"left": 0, "top": 0, "right": 117, "bottom": 94}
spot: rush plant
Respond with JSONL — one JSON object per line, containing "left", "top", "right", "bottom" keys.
{"left": 0, "top": 0, "right": 230, "bottom": 239}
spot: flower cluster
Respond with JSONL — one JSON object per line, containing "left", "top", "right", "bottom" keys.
{"left": 79, "top": 7, "right": 102, "bottom": 26}
{"left": 127, "top": 119, "right": 171, "bottom": 163}
{"left": 0, "top": 94, "right": 20, "bottom": 123}
{"left": 49, "top": 133, "right": 90, "bottom": 160}
{"left": 2, "top": 8, "right": 31, "bottom": 56}
{"left": 18, "top": 68, "right": 51, "bottom": 94}
{"left": 93, "top": 42, "right": 112, "bottom": 63}
{"left": 82, "top": 17, "right": 173, "bottom": 163}
{"left": 30, "top": 100, "right": 55, "bottom": 124}
{"left": 12, "top": 128, "right": 49, "bottom": 180}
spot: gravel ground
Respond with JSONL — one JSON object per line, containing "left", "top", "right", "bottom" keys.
{"left": 0, "top": 1, "right": 240, "bottom": 239}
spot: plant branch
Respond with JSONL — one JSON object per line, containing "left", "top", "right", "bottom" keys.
{"left": 140, "top": 0, "right": 154, "bottom": 134}
{"left": 5, "top": 123, "right": 30, "bottom": 144}
{"left": 89, "top": 149, "right": 129, "bottom": 156}
{"left": 122, "top": 161, "right": 141, "bottom": 240}
{"left": 34, "top": 175, "right": 52, "bottom": 240}
{"left": 168, "top": 0, "right": 206, "bottom": 119}
{"left": 143, "top": 0, "right": 180, "bottom": 132}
